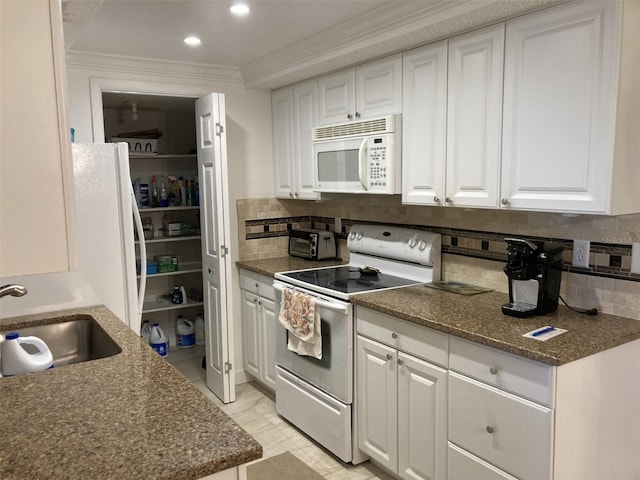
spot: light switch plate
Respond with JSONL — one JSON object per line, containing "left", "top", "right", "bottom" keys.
{"left": 631, "top": 243, "right": 640, "bottom": 274}
{"left": 572, "top": 239, "right": 590, "bottom": 268}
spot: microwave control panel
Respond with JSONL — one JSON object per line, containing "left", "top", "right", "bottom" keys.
{"left": 368, "top": 136, "right": 392, "bottom": 192}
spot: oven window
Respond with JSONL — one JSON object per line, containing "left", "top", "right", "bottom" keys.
{"left": 317, "top": 149, "right": 359, "bottom": 182}
{"left": 284, "top": 320, "right": 331, "bottom": 369}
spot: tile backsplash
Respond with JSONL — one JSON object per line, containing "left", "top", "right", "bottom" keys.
{"left": 237, "top": 196, "right": 640, "bottom": 320}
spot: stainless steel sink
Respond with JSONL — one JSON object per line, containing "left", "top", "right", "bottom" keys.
{"left": 2, "top": 317, "right": 122, "bottom": 367}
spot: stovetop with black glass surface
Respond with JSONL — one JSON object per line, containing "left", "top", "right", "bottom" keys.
{"left": 278, "top": 265, "right": 423, "bottom": 297}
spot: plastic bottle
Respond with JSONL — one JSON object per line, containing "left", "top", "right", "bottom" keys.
{"left": 1, "top": 332, "right": 54, "bottom": 376}
{"left": 186, "top": 179, "right": 194, "bottom": 206}
{"left": 150, "top": 323, "right": 169, "bottom": 357}
{"left": 159, "top": 176, "right": 168, "bottom": 207}
{"left": 150, "top": 175, "right": 159, "bottom": 207}
{"left": 176, "top": 316, "right": 195, "bottom": 348}
{"left": 140, "top": 321, "right": 151, "bottom": 343}
{"left": 195, "top": 313, "right": 205, "bottom": 345}
{"left": 194, "top": 182, "right": 200, "bottom": 206}
{"left": 179, "top": 176, "right": 186, "bottom": 206}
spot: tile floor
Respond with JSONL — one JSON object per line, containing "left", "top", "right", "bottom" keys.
{"left": 167, "top": 346, "right": 395, "bottom": 480}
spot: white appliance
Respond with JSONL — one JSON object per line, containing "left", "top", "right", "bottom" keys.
{"left": 273, "top": 224, "right": 441, "bottom": 463}
{"left": 71, "top": 143, "right": 146, "bottom": 335}
{"left": 312, "top": 114, "right": 401, "bottom": 194}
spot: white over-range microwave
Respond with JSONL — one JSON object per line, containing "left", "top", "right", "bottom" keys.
{"left": 312, "top": 114, "right": 401, "bottom": 194}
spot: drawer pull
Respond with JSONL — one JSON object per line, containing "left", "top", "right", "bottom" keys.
{"left": 489, "top": 366, "right": 498, "bottom": 375}
{"left": 391, "top": 332, "right": 398, "bottom": 339}
{"left": 397, "top": 359, "right": 404, "bottom": 366}
{"left": 486, "top": 425, "right": 495, "bottom": 434}
{"left": 386, "top": 354, "right": 393, "bottom": 361}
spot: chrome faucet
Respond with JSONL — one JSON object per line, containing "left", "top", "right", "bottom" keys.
{"left": 0, "top": 284, "right": 28, "bottom": 299}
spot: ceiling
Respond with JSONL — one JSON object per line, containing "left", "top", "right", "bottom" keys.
{"left": 62, "top": 0, "right": 561, "bottom": 89}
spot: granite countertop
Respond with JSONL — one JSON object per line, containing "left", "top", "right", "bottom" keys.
{"left": 236, "top": 256, "right": 347, "bottom": 277}
{"left": 237, "top": 257, "right": 640, "bottom": 367}
{"left": 0, "top": 306, "right": 262, "bottom": 480}
{"left": 351, "top": 285, "right": 640, "bottom": 366}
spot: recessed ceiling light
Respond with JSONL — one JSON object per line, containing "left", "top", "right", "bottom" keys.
{"left": 184, "top": 36, "right": 202, "bottom": 47}
{"left": 229, "top": 3, "right": 250, "bottom": 16}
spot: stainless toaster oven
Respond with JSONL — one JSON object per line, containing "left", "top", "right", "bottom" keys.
{"left": 289, "top": 229, "right": 337, "bottom": 260}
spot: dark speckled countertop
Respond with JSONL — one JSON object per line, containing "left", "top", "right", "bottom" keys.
{"left": 236, "top": 256, "right": 347, "bottom": 277}
{"left": 237, "top": 257, "right": 640, "bottom": 366}
{"left": 0, "top": 306, "right": 262, "bottom": 480}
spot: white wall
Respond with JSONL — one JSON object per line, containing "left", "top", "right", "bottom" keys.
{"left": 64, "top": 55, "right": 275, "bottom": 384}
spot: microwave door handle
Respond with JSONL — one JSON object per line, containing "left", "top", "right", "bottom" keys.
{"left": 358, "top": 138, "right": 368, "bottom": 191}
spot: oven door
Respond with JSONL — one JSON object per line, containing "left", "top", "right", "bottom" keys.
{"left": 273, "top": 281, "right": 353, "bottom": 404}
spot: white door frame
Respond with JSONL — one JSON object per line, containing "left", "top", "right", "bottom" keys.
{"left": 88, "top": 77, "right": 236, "bottom": 401}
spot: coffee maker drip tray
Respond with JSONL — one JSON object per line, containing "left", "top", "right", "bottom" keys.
{"left": 502, "top": 301, "right": 538, "bottom": 317}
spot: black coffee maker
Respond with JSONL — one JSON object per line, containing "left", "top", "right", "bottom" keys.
{"left": 502, "top": 238, "right": 564, "bottom": 318}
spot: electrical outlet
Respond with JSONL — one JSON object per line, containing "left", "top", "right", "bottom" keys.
{"left": 572, "top": 239, "right": 590, "bottom": 268}
{"left": 631, "top": 243, "right": 640, "bottom": 274}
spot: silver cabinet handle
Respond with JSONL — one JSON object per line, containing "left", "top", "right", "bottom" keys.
{"left": 208, "top": 268, "right": 212, "bottom": 274}
{"left": 501, "top": 198, "right": 509, "bottom": 206}
{"left": 391, "top": 332, "right": 398, "bottom": 339}
{"left": 386, "top": 354, "right": 393, "bottom": 360}
{"left": 289, "top": 192, "right": 293, "bottom": 197}
{"left": 433, "top": 196, "right": 440, "bottom": 204}
{"left": 253, "top": 297, "right": 258, "bottom": 303}
{"left": 255, "top": 283, "right": 259, "bottom": 288}
{"left": 355, "top": 112, "right": 361, "bottom": 119}
{"left": 490, "top": 366, "right": 498, "bottom": 375}
{"left": 445, "top": 197, "right": 452, "bottom": 204}
{"left": 294, "top": 192, "right": 299, "bottom": 198}
{"left": 347, "top": 113, "right": 353, "bottom": 120}
{"left": 486, "top": 425, "right": 495, "bottom": 434}
{"left": 258, "top": 300, "right": 262, "bottom": 306}
{"left": 397, "top": 358, "right": 404, "bottom": 366}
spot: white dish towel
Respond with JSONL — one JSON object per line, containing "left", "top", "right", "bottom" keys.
{"left": 278, "top": 288, "right": 322, "bottom": 359}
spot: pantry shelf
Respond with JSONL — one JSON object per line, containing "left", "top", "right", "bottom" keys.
{"left": 137, "top": 263, "right": 202, "bottom": 279}
{"left": 143, "top": 299, "right": 204, "bottom": 314}
{"left": 130, "top": 154, "right": 197, "bottom": 159}
{"left": 135, "top": 235, "right": 201, "bottom": 245}
{"left": 139, "top": 206, "right": 199, "bottom": 213}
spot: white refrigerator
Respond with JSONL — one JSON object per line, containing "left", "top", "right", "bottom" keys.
{"left": 71, "top": 143, "right": 145, "bottom": 335}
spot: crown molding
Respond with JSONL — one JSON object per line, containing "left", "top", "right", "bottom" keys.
{"left": 66, "top": 51, "right": 244, "bottom": 85}
{"left": 241, "top": 0, "right": 563, "bottom": 89}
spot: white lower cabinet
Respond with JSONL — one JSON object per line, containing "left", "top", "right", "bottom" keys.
{"left": 240, "top": 269, "right": 276, "bottom": 390}
{"left": 356, "top": 308, "right": 448, "bottom": 480}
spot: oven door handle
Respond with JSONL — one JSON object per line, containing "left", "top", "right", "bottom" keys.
{"left": 273, "top": 282, "right": 351, "bottom": 314}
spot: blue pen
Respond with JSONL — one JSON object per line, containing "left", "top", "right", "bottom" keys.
{"left": 532, "top": 326, "right": 555, "bottom": 337}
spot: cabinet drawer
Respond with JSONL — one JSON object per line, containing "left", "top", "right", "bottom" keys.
{"left": 356, "top": 307, "right": 448, "bottom": 367}
{"left": 239, "top": 269, "right": 274, "bottom": 299}
{"left": 449, "top": 372, "right": 553, "bottom": 480}
{"left": 449, "top": 336, "right": 554, "bottom": 406}
{"left": 448, "top": 443, "right": 518, "bottom": 480}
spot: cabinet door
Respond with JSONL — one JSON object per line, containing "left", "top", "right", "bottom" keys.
{"left": 293, "top": 79, "right": 321, "bottom": 200}
{"left": 449, "top": 372, "right": 553, "bottom": 480}
{"left": 401, "top": 42, "right": 448, "bottom": 206}
{"left": 397, "top": 352, "right": 448, "bottom": 480}
{"left": 356, "top": 54, "right": 403, "bottom": 121}
{"left": 241, "top": 290, "right": 261, "bottom": 380}
{"left": 501, "top": 2, "right": 619, "bottom": 213}
{"left": 272, "top": 86, "right": 295, "bottom": 198}
{"left": 260, "top": 297, "right": 277, "bottom": 390}
{"left": 446, "top": 24, "right": 504, "bottom": 208}
{"left": 318, "top": 68, "right": 355, "bottom": 125}
{"left": 356, "top": 335, "right": 397, "bottom": 473}
{"left": 1, "top": 0, "right": 71, "bottom": 276}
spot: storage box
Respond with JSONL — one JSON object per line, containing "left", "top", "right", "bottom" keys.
{"left": 109, "top": 137, "right": 158, "bottom": 154}
{"left": 156, "top": 255, "right": 178, "bottom": 273}
{"left": 167, "top": 223, "right": 182, "bottom": 236}
{"left": 146, "top": 262, "right": 158, "bottom": 275}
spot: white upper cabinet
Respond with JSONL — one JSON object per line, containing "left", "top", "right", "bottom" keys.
{"left": 401, "top": 41, "right": 448, "bottom": 206}
{"left": 272, "top": 86, "right": 295, "bottom": 198}
{"left": 446, "top": 23, "right": 505, "bottom": 209}
{"left": 501, "top": 1, "right": 640, "bottom": 214}
{"left": 0, "top": 0, "right": 72, "bottom": 276}
{"left": 318, "top": 54, "right": 402, "bottom": 125}
{"left": 272, "top": 81, "right": 321, "bottom": 200}
{"left": 293, "top": 80, "right": 321, "bottom": 200}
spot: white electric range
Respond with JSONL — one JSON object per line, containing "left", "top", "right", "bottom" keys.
{"left": 273, "top": 224, "right": 441, "bottom": 463}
